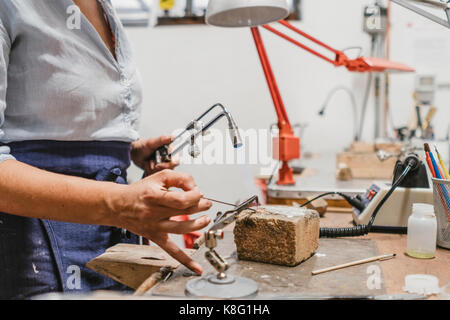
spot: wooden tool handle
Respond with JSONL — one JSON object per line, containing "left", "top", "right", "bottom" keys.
{"left": 134, "top": 267, "right": 172, "bottom": 296}
{"left": 193, "top": 233, "right": 206, "bottom": 249}
{"left": 312, "top": 254, "right": 396, "bottom": 275}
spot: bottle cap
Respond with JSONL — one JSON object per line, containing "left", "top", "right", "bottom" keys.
{"left": 412, "top": 203, "right": 434, "bottom": 217}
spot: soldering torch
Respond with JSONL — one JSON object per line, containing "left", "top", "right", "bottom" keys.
{"left": 148, "top": 103, "right": 243, "bottom": 167}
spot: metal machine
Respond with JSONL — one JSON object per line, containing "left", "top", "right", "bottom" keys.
{"left": 353, "top": 181, "right": 433, "bottom": 231}
{"left": 185, "top": 196, "right": 260, "bottom": 299}
{"left": 353, "top": 153, "right": 433, "bottom": 232}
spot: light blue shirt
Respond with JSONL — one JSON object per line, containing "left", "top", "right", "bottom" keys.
{"left": 0, "top": 0, "right": 143, "bottom": 163}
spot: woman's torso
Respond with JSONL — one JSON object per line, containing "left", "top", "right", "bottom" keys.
{"left": 0, "top": 0, "right": 142, "bottom": 144}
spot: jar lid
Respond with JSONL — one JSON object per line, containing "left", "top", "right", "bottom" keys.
{"left": 403, "top": 274, "right": 440, "bottom": 295}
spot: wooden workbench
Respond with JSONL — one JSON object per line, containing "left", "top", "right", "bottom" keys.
{"left": 262, "top": 153, "right": 449, "bottom": 296}
{"left": 148, "top": 211, "right": 449, "bottom": 299}
{"left": 83, "top": 212, "right": 449, "bottom": 300}
{"left": 321, "top": 212, "right": 450, "bottom": 295}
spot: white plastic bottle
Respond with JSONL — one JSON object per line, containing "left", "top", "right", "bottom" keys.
{"left": 406, "top": 203, "right": 437, "bottom": 259}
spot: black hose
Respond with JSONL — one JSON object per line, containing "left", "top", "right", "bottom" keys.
{"left": 301, "top": 191, "right": 366, "bottom": 212}
{"left": 317, "top": 161, "right": 414, "bottom": 238}
{"left": 320, "top": 225, "right": 369, "bottom": 238}
{"left": 300, "top": 192, "right": 340, "bottom": 208}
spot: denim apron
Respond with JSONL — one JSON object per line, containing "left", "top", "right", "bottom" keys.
{"left": 0, "top": 141, "right": 139, "bottom": 299}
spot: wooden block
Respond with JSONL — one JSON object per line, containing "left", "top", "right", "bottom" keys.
{"left": 234, "top": 206, "right": 320, "bottom": 267}
{"left": 349, "top": 142, "right": 376, "bottom": 153}
{"left": 305, "top": 196, "right": 328, "bottom": 217}
{"left": 336, "top": 162, "right": 353, "bottom": 181}
{"left": 336, "top": 152, "right": 396, "bottom": 179}
{"left": 349, "top": 142, "right": 401, "bottom": 154}
{"left": 268, "top": 197, "right": 352, "bottom": 209}
{"left": 374, "top": 142, "right": 402, "bottom": 154}
{"left": 86, "top": 244, "right": 195, "bottom": 290}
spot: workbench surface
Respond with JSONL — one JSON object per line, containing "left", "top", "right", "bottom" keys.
{"left": 320, "top": 212, "right": 450, "bottom": 295}
{"left": 267, "top": 153, "right": 376, "bottom": 200}
{"left": 149, "top": 212, "right": 449, "bottom": 299}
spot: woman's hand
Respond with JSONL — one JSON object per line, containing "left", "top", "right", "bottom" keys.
{"left": 109, "top": 169, "right": 212, "bottom": 275}
{"left": 131, "top": 136, "right": 180, "bottom": 176}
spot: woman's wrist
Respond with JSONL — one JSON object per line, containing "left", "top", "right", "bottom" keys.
{"left": 100, "top": 182, "right": 129, "bottom": 227}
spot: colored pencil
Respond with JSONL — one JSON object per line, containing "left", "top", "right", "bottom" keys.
{"left": 429, "top": 149, "right": 444, "bottom": 179}
{"left": 425, "top": 144, "right": 450, "bottom": 219}
{"left": 424, "top": 143, "right": 436, "bottom": 178}
{"left": 435, "top": 145, "right": 450, "bottom": 180}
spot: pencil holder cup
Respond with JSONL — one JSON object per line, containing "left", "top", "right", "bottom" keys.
{"left": 431, "top": 178, "right": 450, "bottom": 249}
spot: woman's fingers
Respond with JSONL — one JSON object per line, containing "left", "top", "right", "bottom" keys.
{"left": 145, "top": 153, "right": 179, "bottom": 176}
{"left": 159, "top": 215, "right": 211, "bottom": 234}
{"left": 147, "top": 200, "right": 212, "bottom": 219}
{"left": 178, "top": 199, "right": 212, "bottom": 215}
{"left": 141, "top": 169, "right": 212, "bottom": 215}
{"left": 155, "top": 153, "right": 180, "bottom": 170}
{"left": 156, "top": 189, "right": 206, "bottom": 210}
{"left": 154, "top": 161, "right": 178, "bottom": 172}
{"left": 145, "top": 135, "right": 173, "bottom": 153}
{"left": 155, "top": 170, "right": 197, "bottom": 191}
{"left": 153, "top": 237, "right": 203, "bottom": 275}
{"left": 143, "top": 171, "right": 200, "bottom": 208}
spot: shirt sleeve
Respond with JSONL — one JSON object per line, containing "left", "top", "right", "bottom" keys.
{"left": 0, "top": 18, "right": 14, "bottom": 164}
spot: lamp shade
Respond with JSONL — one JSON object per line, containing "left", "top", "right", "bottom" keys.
{"left": 206, "top": 0, "right": 290, "bottom": 27}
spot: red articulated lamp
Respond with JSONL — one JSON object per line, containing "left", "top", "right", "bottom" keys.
{"left": 206, "top": 0, "right": 414, "bottom": 185}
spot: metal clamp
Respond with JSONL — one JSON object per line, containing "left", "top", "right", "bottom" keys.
{"left": 203, "top": 196, "right": 258, "bottom": 280}
{"left": 185, "top": 196, "right": 259, "bottom": 298}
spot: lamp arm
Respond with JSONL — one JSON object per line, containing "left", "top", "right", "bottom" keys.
{"left": 261, "top": 20, "right": 414, "bottom": 73}
{"left": 251, "top": 27, "right": 293, "bottom": 134}
{"left": 262, "top": 20, "right": 347, "bottom": 67}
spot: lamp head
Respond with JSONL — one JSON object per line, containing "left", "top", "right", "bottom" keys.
{"left": 206, "top": 0, "right": 290, "bottom": 27}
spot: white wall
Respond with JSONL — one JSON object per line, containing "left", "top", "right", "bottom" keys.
{"left": 124, "top": 0, "right": 450, "bottom": 221}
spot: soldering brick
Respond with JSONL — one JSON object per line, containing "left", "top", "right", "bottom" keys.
{"left": 234, "top": 206, "right": 319, "bottom": 267}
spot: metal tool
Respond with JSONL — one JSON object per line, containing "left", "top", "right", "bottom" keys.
{"left": 192, "top": 197, "right": 257, "bottom": 249}
{"left": 186, "top": 195, "right": 260, "bottom": 299}
{"left": 203, "top": 197, "right": 257, "bottom": 212}
{"left": 149, "top": 103, "right": 243, "bottom": 166}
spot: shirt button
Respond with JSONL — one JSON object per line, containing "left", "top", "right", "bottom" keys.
{"left": 120, "top": 78, "right": 130, "bottom": 86}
